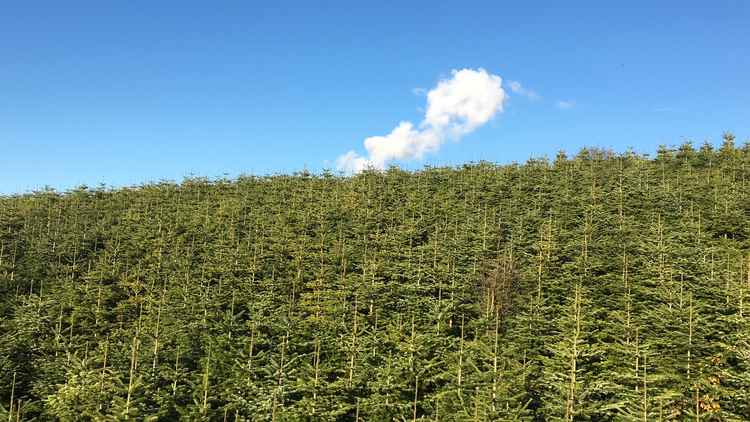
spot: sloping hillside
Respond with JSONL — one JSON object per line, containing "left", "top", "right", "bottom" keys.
{"left": 2, "top": 137, "right": 749, "bottom": 420}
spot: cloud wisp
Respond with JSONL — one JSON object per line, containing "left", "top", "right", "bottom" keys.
{"left": 507, "top": 79, "right": 577, "bottom": 111}
{"left": 506, "top": 80, "right": 540, "bottom": 100}
{"left": 337, "top": 68, "right": 507, "bottom": 173}
{"left": 556, "top": 100, "right": 575, "bottom": 110}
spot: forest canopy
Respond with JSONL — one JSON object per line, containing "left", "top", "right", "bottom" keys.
{"left": 2, "top": 135, "right": 750, "bottom": 420}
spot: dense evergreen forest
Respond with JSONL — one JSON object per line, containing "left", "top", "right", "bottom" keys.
{"left": 2, "top": 134, "right": 750, "bottom": 421}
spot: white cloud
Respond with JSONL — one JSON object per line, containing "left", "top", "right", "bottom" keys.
{"left": 556, "top": 100, "right": 575, "bottom": 110}
{"left": 506, "top": 80, "right": 540, "bottom": 100}
{"left": 412, "top": 87, "right": 427, "bottom": 96}
{"left": 336, "top": 150, "right": 371, "bottom": 174}
{"left": 337, "top": 68, "right": 506, "bottom": 173}
{"left": 424, "top": 69, "right": 505, "bottom": 135}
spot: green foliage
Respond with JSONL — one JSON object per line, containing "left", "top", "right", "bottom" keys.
{"left": 1, "top": 138, "right": 750, "bottom": 420}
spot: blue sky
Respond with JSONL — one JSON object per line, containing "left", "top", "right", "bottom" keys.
{"left": 1, "top": 1, "right": 748, "bottom": 193}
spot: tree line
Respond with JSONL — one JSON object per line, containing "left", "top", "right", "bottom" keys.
{"left": 1, "top": 134, "right": 749, "bottom": 420}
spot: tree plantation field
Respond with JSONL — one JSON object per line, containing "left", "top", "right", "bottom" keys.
{"left": 2, "top": 138, "right": 750, "bottom": 420}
